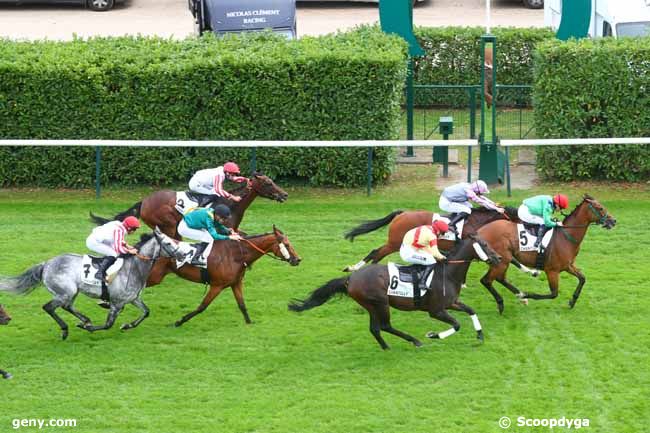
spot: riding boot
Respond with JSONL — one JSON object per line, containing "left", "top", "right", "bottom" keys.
{"left": 534, "top": 225, "right": 549, "bottom": 248}
{"left": 448, "top": 212, "right": 469, "bottom": 236}
{"left": 190, "top": 243, "right": 208, "bottom": 267}
{"left": 411, "top": 268, "right": 422, "bottom": 306}
{"left": 94, "top": 256, "right": 117, "bottom": 282}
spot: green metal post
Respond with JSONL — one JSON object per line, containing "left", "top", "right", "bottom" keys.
{"left": 251, "top": 147, "right": 257, "bottom": 172}
{"left": 95, "top": 146, "right": 101, "bottom": 200}
{"left": 442, "top": 134, "right": 449, "bottom": 178}
{"left": 367, "top": 147, "right": 373, "bottom": 196}
{"left": 479, "top": 34, "right": 501, "bottom": 185}
{"left": 505, "top": 146, "right": 511, "bottom": 197}
{"left": 406, "top": 57, "right": 415, "bottom": 157}
{"left": 469, "top": 87, "right": 476, "bottom": 183}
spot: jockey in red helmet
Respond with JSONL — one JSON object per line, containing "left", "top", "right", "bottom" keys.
{"left": 518, "top": 194, "right": 569, "bottom": 249}
{"left": 188, "top": 161, "right": 250, "bottom": 205}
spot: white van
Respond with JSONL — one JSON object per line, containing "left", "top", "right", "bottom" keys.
{"left": 545, "top": 0, "right": 650, "bottom": 38}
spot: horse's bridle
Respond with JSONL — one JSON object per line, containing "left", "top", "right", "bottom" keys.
{"left": 240, "top": 237, "right": 292, "bottom": 262}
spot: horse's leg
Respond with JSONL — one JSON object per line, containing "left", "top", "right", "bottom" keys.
{"left": 523, "top": 271, "right": 560, "bottom": 301}
{"left": 368, "top": 310, "right": 390, "bottom": 350}
{"left": 62, "top": 305, "right": 92, "bottom": 327}
{"left": 175, "top": 284, "right": 226, "bottom": 327}
{"left": 426, "top": 309, "right": 460, "bottom": 340}
{"left": 480, "top": 264, "right": 509, "bottom": 315}
{"left": 83, "top": 304, "right": 123, "bottom": 332}
{"left": 372, "top": 303, "right": 422, "bottom": 348}
{"left": 231, "top": 279, "right": 251, "bottom": 324}
{"left": 566, "top": 264, "right": 586, "bottom": 309}
{"left": 121, "top": 298, "right": 150, "bottom": 330}
{"left": 0, "top": 369, "right": 11, "bottom": 379}
{"left": 449, "top": 301, "right": 483, "bottom": 341}
{"left": 43, "top": 299, "right": 69, "bottom": 340}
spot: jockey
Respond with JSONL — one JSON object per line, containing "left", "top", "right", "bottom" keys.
{"left": 188, "top": 162, "right": 250, "bottom": 205}
{"left": 86, "top": 216, "right": 140, "bottom": 284}
{"left": 400, "top": 220, "right": 449, "bottom": 293}
{"left": 178, "top": 204, "right": 242, "bottom": 267}
{"left": 439, "top": 180, "right": 504, "bottom": 234}
{"left": 518, "top": 194, "right": 569, "bottom": 248}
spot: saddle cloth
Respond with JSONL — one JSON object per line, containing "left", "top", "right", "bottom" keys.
{"left": 437, "top": 215, "right": 464, "bottom": 242}
{"left": 80, "top": 255, "right": 123, "bottom": 286}
{"left": 517, "top": 224, "right": 554, "bottom": 252}
{"left": 174, "top": 191, "right": 200, "bottom": 215}
{"left": 174, "top": 241, "right": 209, "bottom": 269}
{"left": 387, "top": 262, "right": 435, "bottom": 298}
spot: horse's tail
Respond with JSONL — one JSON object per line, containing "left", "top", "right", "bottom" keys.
{"left": 344, "top": 210, "right": 404, "bottom": 241}
{"left": 0, "top": 264, "right": 44, "bottom": 295}
{"left": 288, "top": 277, "right": 349, "bottom": 312}
{"left": 89, "top": 202, "right": 142, "bottom": 226}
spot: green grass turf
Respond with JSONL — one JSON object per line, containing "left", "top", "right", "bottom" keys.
{"left": 0, "top": 166, "right": 648, "bottom": 433}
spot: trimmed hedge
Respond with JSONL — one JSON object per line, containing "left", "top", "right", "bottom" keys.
{"left": 413, "top": 26, "right": 554, "bottom": 105}
{"left": 0, "top": 28, "right": 407, "bottom": 188}
{"left": 534, "top": 37, "right": 650, "bottom": 181}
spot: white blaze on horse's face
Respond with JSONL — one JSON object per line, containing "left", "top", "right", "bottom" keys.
{"left": 473, "top": 242, "right": 489, "bottom": 261}
{"left": 279, "top": 243, "right": 290, "bottom": 260}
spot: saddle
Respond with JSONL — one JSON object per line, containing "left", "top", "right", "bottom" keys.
{"left": 184, "top": 191, "right": 216, "bottom": 208}
{"left": 394, "top": 264, "right": 435, "bottom": 290}
{"left": 521, "top": 223, "right": 542, "bottom": 236}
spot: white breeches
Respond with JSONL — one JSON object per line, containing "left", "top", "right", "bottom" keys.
{"left": 86, "top": 237, "right": 118, "bottom": 257}
{"left": 400, "top": 245, "right": 436, "bottom": 265}
{"left": 439, "top": 196, "right": 472, "bottom": 214}
{"left": 178, "top": 220, "right": 215, "bottom": 243}
{"left": 188, "top": 177, "right": 215, "bottom": 195}
{"left": 518, "top": 205, "right": 545, "bottom": 225}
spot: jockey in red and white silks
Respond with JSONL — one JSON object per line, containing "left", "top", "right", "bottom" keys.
{"left": 438, "top": 180, "right": 503, "bottom": 234}
{"left": 86, "top": 217, "right": 139, "bottom": 258}
{"left": 188, "top": 162, "right": 250, "bottom": 203}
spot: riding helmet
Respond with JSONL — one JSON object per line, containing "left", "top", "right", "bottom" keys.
{"left": 553, "top": 194, "right": 569, "bottom": 209}
{"left": 123, "top": 216, "right": 141, "bottom": 230}
{"left": 432, "top": 220, "right": 449, "bottom": 234}
{"left": 213, "top": 204, "right": 232, "bottom": 219}
{"left": 223, "top": 162, "right": 240, "bottom": 175}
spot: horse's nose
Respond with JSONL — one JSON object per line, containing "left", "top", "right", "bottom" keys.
{"left": 291, "top": 257, "right": 302, "bottom": 266}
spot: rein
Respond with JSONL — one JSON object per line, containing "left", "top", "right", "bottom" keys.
{"left": 241, "top": 238, "right": 285, "bottom": 262}
{"left": 558, "top": 202, "right": 610, "bottom": 243}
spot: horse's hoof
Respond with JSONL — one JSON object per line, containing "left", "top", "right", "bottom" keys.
{"left": 61, "top": 330, "right": 69, "bottom": 340}
{"left": 342, "top": 266, "right": 351, "bottom": 273}
{"left": 426, "top": 331, "right": 439, "bottom": 339}
{"left": 120, "top": 324, "right": 132, "bottom": 331}
{"left": 531, "top": 271, "right": 540, "bottom": 278}
{"left": 568, "top": 299, "right": 576, "bottom": 309}
{"left": 174, "top": 321, "right": 183, "bottom": 328}
{"left": 520, "top": 298, "right": 529, "bottom": 306}
{"left": 497, "top": 303, "right": 504, "bottom": 315}
{"left": 2, "top": 372, "right": 12, "bottom": 380}
{"left": 477, "top": 330, "right": 484, "bottom": 342}
{"left": 413, "top": 340, "right": 423, "bottom": 348}
{"left": 97, "top": 301, "right": 111, "bottom": 310}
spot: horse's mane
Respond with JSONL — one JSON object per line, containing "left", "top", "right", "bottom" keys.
{"left": 564, "top": 194, "right": 594, "bottom": 220}
{"left": 135, "top": 233, "right": 155, "bottom": 248}
{"left": 230, "top": 171, "right": 265, "bottom": 197}
{"left": 243, "top": 232, "right": 273, "bottom": 240}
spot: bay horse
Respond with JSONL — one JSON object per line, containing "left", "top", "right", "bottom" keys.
{"left": 289, "top": 235, "right": 501, "bottom": 350}
{"left": 342, "top": 206, "right": 518, "bottom": 272}
{"left": 90, "top": 172, "right": 288, "bottom": 238}
{"left": 0, "top": 304, "right": 11, "bottom": 379}
{"left": 477, "top": 194, "right": 616, "bottom": 313}
{"left": 146, "top": 225, "right": 301, "bottom": 327}
{"left": 0, "top": 231, "right": 184, "bottom": 340}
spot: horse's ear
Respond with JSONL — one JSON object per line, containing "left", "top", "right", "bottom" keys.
{"left": 583, "top": 193, "right": 594, "bottom": 201}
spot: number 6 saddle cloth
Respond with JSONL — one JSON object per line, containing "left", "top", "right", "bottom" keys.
{"left": 386, "top": 263, "right": 435, "bottom": 298}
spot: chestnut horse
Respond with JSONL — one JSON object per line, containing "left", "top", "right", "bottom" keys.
{"left": 0, "top": 304, "right": 11, "bottom": 379}
{"left": 289, "top": 235, "right": 500, "bottom": 350}
{"left": 343, "top": 207, "right": 518, "bottom": 272}
{"left": 147, "top": 226, "right": 301, "bottom": 326}
{"left": 90, "top": 172, "right": 288, "bottom": 238}
{"left": 477, "top": 195, "right": 616, "bottom": 313}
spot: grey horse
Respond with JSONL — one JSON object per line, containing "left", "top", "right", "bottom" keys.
{"left": 0, "top": 304, "right": 11, "bottom": 379}
{"left": 0, "top": 229, "right": 184, "bottom": 340}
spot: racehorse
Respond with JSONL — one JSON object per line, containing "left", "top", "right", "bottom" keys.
{"left": 0, "top": 304, "right": 11, "bottom": 379}
{"left": 90, "top": 172, "right": 288, "bottom": 238}
{"left": 289, "top": 235, "right": 501, "bottom": 350}
{"left": 0, "top": 230, "right": 184, "bottom": 340}
{"left": 342, "top": 207, "right": 518, "bottom": 272}
{"left": 477, "top": 194, "right": 616, "bottom": 313}
{"left": 146, "top": 225, "right": 301, "bottom": 327}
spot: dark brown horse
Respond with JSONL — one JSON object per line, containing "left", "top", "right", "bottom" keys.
{"left": 477, "top": 194, "right": 616, "bottom": 313}
{"left": 342, "top": 207, "right": 518, "bottom": 272}
{"left": 91, "top": 172, "right": 288, "bottom": 238}
{"left": 289, "top": 235, "right": 501, "bottom": 350}
{"left": 147, "top": 226, "right": 301, "bottom": 326}
{"left": 0, "top": 304, "right": 11, "bottom": 379}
